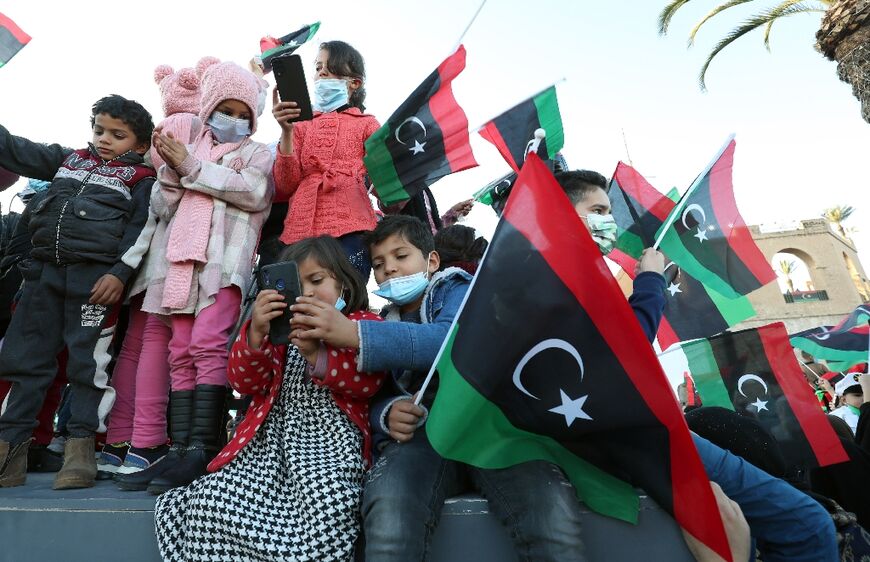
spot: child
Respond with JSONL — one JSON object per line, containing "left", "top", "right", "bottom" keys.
{"left": 0, "top": 95, "right": 156, "bottom": 489}
{"left": 434, "top": 223, "right": 488, "bottom": 275}
{"left": 272, "top": 40, "right": 379, "bottom": 279}
{"left": 125, "top": 59, "right": 273, "bottom": 495}
{"left": 830, "top": 378, "right": 864, "bottom": 434}
{"left": 154, "top": 236, "right": 385, "bottom": 561}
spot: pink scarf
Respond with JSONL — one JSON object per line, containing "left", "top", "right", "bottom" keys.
{"left": 162, "top": 129, "right": 248, "bottom": 310}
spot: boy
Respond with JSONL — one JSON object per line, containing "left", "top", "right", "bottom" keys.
{"left": 0, "top": 95, "right": 156, "bottom": 490}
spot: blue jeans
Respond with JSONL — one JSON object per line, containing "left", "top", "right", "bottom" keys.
{"left": 691, "top": 433, "right": 838, "bottom": 562}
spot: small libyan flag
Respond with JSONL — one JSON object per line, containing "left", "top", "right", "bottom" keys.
{"left": 259, "top": 22, "right": 320, "bottom": 72}
{"left": 667, "top": 323, "right": 849, "bottom": 468}
{"left": 364, "top": 45, "right": 478, "bottom": 206}
{"left": 478, "top": 85, "right": 564, "bottom": 172}
{"left": 790, "top": 305, "right": 870, "bottom": 370}
{"left": 0, "top": 13, "right": 30, "bottom": 68}
{"left": 425, "top": 153, "right": 732, "bottom": 560}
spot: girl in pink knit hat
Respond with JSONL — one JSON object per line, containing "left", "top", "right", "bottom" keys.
{"left": 272, "top": 40, "right": 379, "bottom": 280}
{"left": 125, "top": 59, "right": 273, "bottom": 496}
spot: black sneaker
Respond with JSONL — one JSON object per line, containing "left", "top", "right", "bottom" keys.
{"left": 96, "top": 442, "right": 129, "bottom": 480}
{"left": 115, "top": 444, "right": 170, "bottom": 476}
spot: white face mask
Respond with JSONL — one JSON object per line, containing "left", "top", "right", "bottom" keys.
{"left": 313, "top": 78, "right": 350, "bottom": 112}
{"left": 581, "top": 213, "right": 618, "bottom": 255}
{"left": 207, "top": 112, "right": 251, "bottom": 143}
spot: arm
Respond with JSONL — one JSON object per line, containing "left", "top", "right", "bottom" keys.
{"left": 227, "top": 319, "right": 282, "bottom": 396}
{"left": 272, "top": 124, "right": 305, "bottom": 202}
{"left": 0, "top": 124, "right": 70, "bottom": 181}
{"left": 151, "top": 166, "right": 186, "bottom": 221}
{"left": 105, "top": 177, "right": 156, "bottom": 285}
{"left": 0, "top": 192, "right": 43, "bottom": 276}
{"left": 628, "top": 271, "right": 666, "bottom": 343}
{"left": 310, "top": 311, "right": 387, "bottom": 399}
{"left": 175, "top": 146, "right": 274, "bottom": 212}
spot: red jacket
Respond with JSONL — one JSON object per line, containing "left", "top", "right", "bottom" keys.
{"left": 208, "top": 310, "right": 387, "bottom": 472}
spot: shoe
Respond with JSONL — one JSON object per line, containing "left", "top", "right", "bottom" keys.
{"left": 53, "top": 436, "right": 97, "bottom": 490}
{"left": 148, "top": 385, "right": 227, "bottom": 495}
{"left": 27, "top": 444, "right": 64, "bottom": 473}
{"left": 116, "top": 390, "right": 193, "bottom": 492}
{"left": 0, "top": 439, "right": 31, "bottom": 487}
{"left": 47, "top": 435, "right": 66, "bottom": 455}
{"left": 116, "top": 444, "right": 169, "bottom": 475}
{"left": 96, "top": 442, "right": 129, "bottom": 480}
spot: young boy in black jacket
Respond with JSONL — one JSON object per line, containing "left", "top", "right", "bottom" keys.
{"left": 0, "top": 95, "right": 156, "bottom": 490}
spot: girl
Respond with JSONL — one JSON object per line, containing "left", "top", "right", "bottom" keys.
{"left": 272, "top": 40, "right": 379, "bottom": 280}
{"left": 131, "top": 59, "right": 273, "bottom": 494}
{"left": 155, "top": 236, "right": 386, "bottom": 562}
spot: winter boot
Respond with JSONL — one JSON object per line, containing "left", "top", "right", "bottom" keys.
{"left": 116, "top": 390, "right": 193, "bottom": 492}
{"left": 27, "top": 443, "right": 64, "bottom": 473}
{"left": 53, "top": 436, "right": 97, "bottom": 490}
{"left": 148, "top": 384, "right": 226, "bottom": 495}
{"left": 0, "top": 439, "right": 31, "bottom": 487}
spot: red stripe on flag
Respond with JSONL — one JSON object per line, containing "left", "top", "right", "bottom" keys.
{"left": 504, "top": 154, "right": 732, "bottom": 561}
{"left": 429, "top": 45, "right": 477, "bottom": 174}
{"left": 707, "top": 141, "right": 776, "bottom": 286}
{"left": 0, "top": 13, "right": 31, "bottom": 44}
{"left": 758, "top": 323, "right": 850, "bottom": 466}
{"left": 657, "top": 318, "right": 680, "bottom": 351}
{"left": 479, "top": 121, "right": 519, "bottom": 172}
{"left": 614, "top": 162, "right": 674, "bottom": 222}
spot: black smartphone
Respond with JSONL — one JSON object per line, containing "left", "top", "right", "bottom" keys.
{"left": 256, "top": 261, "right": 302, "bottom": 345}
{"left": 272, "top": 54, "right": 314, "bottom": 122}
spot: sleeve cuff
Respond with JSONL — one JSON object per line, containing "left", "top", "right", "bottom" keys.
{"left": 308, "top": 343, "right": 328, "bottom": 379}
{"left": 378, "top": 396, "right": 429, "bottom": 435}
{"left": 175, "top": 153, "right": 199, "bottom": 178}
{"left": 107, "top": 263, "right": 134, "bottom": 285}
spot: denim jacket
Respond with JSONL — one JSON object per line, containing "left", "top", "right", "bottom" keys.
{"left": 359, "top": 267, "right": 472, "bottom": 449}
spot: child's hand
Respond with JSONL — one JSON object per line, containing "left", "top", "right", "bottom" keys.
{"left": 637, "top": 248, "right": 665, "bottom": 276}
{"left": 89, "top": 274, "right": 124, "bottom": 305}
{"left": 154, "top": 132, "right": 189, "bottom": 170}
{"left": 387, "top": 397, "right": 425, "bottom": 442}
{"left": 290, "top": 296, "right": 360, "bottom": 349}
{"left": 272, "top": 88, "right": 301, "bottom": 135}
{"left": 290, "top": 332, "right": 320, "bottom": 365}
{"left": 249, "top": 290, "right": 286, "bottom": 349}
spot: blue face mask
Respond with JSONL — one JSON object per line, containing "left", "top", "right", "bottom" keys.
{"left": 335, "top": 294, "right": 347, "bottom": 312}
{"left": 313, "top": 78, "right": 350, "bottom": 113}
{"left": 207, "top": 112, "right": 251, "bottom": 143}
{"left": 373, "top": 271, "right": 430, "bottom": 306}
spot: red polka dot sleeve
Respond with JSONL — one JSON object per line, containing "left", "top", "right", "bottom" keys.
{"left": 227, "top": 320, "right": 284, "bottom": 396}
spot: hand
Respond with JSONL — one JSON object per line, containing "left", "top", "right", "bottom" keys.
{"left": 290, "top": 331, "right": 320, "bottom": 365}
{"left": 272, "top": 88, "right": 301, "bottom": 133}
{"left": 637, "top": 248, "right": 665, "bottom": 276}
{"left": 387, "top": 396, "right": 425, "bottom": 442}
{"left": 445, "top": 199, "right": 474, "bottom": 222}
{"left": 681, "top": 482, "right": 750, "bottom": 562}
{"left": 248, "top": 56, "right": 265, "bottom": 78}
{"left": 817, "top": 376, "right": 834, "bottom": 395}
{"left": 89, "top": 274, "right": 124, "bottom": 305}
{"left": 153, "top": 132, "right": 188, "bottom": 170}
{"left": 289, "top": 296, "right": 360, "bottom": 349}
{"left": 249, "top": 290, "right": 286, "bottom": 349}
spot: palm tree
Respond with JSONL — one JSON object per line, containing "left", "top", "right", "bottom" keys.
{"left": 822, "top": 204, "right": 856, "bottom": 237}
{"left": 778, "top": 258, "right": 798, "bottom": 292}
{"left": 658, "top": 1, "right": 870, "bottom": 123}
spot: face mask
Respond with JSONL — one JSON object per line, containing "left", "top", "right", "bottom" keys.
{"left": 335, "top": 289, "right": 347, "bottom": 312}
{"left": 374, "top": 271, "right": 430, "bottom": 306}
{"left": 207, "top": 112, "right": 251, "bottom": 143}
{"left": 582, "top": 213, "right": 618, "bottom": 255}
{"left": 313, "top": 78, "right": 350, "bottom": 113}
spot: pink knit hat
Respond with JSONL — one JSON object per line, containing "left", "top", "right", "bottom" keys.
{"left": 154, "top": 56, "right": 217, "bottom": 117}
{"left": 197, "top": 59, "right": 265, "bottom": 133}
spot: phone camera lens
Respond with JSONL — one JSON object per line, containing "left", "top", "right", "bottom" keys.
{"left": 276, "top": 279, "right": 286, "bottom": 291}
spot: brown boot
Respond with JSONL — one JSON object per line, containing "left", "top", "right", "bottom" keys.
{"left": 0, "top": 439, "right": 30, "bottom": 487}
{"left": 53, "top": 436, "right": 97, "bottom": 490}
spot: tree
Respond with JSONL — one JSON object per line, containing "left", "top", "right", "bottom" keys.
{"left": 777, "top": 258, "right": 798, "bottom": 292}
{"left": 822, "top": 204, "right": 856, "bottom": 237}
{"left": 659, "top": 0, "right": 870, "bottom": 124}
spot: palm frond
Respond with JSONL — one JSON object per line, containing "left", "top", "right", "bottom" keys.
{"left": 688, "top": 0, "right": 755, "bottom": 47}
{"left": 660, "top": 0, "right": 695, "bottom": 35}
{"left": 762, "top": 1, "right": 827, "bottom": 51}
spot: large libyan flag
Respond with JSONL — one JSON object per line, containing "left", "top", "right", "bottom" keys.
{"left": 426, "top": 153, "right": 731, "bottom": 559}
{"left": 790, "top": 304, "right": 870, "bottom": 370}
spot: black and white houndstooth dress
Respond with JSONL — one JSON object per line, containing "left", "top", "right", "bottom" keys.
{"left": 154, "top": 346, "right": 365, "bottom": 562}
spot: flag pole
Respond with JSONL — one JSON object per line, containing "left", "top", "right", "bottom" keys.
{"left": 798, "top": 358, "right": 822, "bottom": 381}
{"left": 471, "top": 78, "right": 568, "bottom": 133}
{"left": 451, "top": 0, "right": 488, "bottom": 53}
{"left": 652, "top": 133, "right": 735, "bottom": 251}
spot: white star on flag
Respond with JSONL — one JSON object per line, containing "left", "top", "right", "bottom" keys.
{"left": 694, "top": 227, "right": 708, "bottom": 242}
{"left": 409, "top": 139, "right": 426, "bottom": 155}
{"left": 667, "top": 282, "right": 682, "bottom": 297}
{"left": 286, "top": 40, "right": 299, "bottom": 48}
{"left": 549, "top": 389, "right": 593, "bottom": 426}
{"left": 750, "top": 398, "right": 769, "bottom": 412}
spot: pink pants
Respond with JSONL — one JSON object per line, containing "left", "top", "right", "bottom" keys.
{"left": 106, "top": 299, "right": 172, "bottom": 448}
{"left": 168, "top": 287, "right": 241, "bottom": 392}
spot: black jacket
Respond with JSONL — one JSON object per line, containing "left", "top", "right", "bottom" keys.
{"left": 0, "top": 125, "right": 155, "bottom": 284}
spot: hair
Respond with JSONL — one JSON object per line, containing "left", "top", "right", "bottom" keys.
{"left": 90, "top": 95, "right": 155, "bottom": 145}
{"left": 553, "top": 170, "right": 608, "bottom": 206}
{"left": 366, "top": 215, "right": 434, "bottom": 255}
{"left": 434, "top": 225, "right": 487, "bottom": 271}
{"left": 319, "top": 40, "right": 367, "bottom": 110}
{"left": 277, "top": 236, "right": 368, "bottom": 314}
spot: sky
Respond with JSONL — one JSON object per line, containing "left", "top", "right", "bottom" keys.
{"left": 1, "top": 0, "right": 868, "bottom": 270}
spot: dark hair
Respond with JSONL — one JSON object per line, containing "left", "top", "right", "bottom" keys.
{"left": 319, "top": 40, "right": 367, "bottom": 110}
{"left": 90, "top": 95, "right": 155, "bottom": 146}
{"left": 277, "top": 236, "right": 368, "bottom": 314}
{"left": 366, "top": 215, "right": 434, "bottom": 255}
{"left": 434, "top": 225, "right": 487, "bottom": 271}
{"left": 553, "top": 170, "right": 608, "bottom": 206}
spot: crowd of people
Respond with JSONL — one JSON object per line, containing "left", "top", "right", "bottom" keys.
{"left": 0, "top": 38, "right": 868, "bottom": 562}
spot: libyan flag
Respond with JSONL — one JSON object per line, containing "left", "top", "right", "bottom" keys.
{"left": 478, "top": 85, "right": 564, "bottom": 173}
{"left": 259, "top": 22, "right": 320, "bottom": 72}
{"left": 607, "top": 162, "right": 755, "bottom": 350}
{"left": 790, "top": 305, "right": 870, "bottom": 370}
{"left": 426, "top": 153, "right": 732, "bottom": 559}
{"left": 0, "top": 13, "right": 30, "bottom": 68}
{"left": 364, "top": 46, "right": 478, "bottom": 206}
{"left": 668, "top": 323, "right": 849, "bottom": 468}
{"left": 655, "top": 139, "right": 776, "bottom": 300}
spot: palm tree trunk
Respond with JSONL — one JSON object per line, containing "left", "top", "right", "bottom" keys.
{"left": 817, "top": 1, "right": 870, "bottom": 124}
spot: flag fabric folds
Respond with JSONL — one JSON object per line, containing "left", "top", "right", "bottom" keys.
{"left": 478, "top": 85, "right": 564, "bottom": 172}
{"left": 425, "top": 153, "right": 731, "bottom": 559}
{"left": 672, "top": 323, "right": 849, "bottom": 468}
{"left": 790, "top": 305, "right": 870, "bottom": 370}
{"left": 0, "top": 13, "right": 30, "bottom": 68}
{"left": 259, "top": 22, "right": 320, "bottom": 72}
{"left": 364, "top": 46, "right": 478, "bottom": 206}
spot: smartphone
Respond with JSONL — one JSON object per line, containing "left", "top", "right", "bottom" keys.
{"left": 272, "top": 55, "right": 314, "bottom": 122}
{"left": 256, "top": 261, "right": 302, "bottom": 345}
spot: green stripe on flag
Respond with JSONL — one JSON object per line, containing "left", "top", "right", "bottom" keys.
{"left": 427, "top": 327, "right": 639, "bottom": 524}
{"left": 790, "top": 336, "right": 867, "bottom": 370}
{"left": 364, "top": 126, "right": 410, "bottom": 206}
{"left": 532, "top": 87, "right": 564, "bottom": 156}
{"left": 615, "top": 229, "right": 645, "bottom": 260}
{"left": 682, "top": 339, "right": 734, "bottom": 410}
{"left": 707, "top": 287, "right": 756, "bottom": 325}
